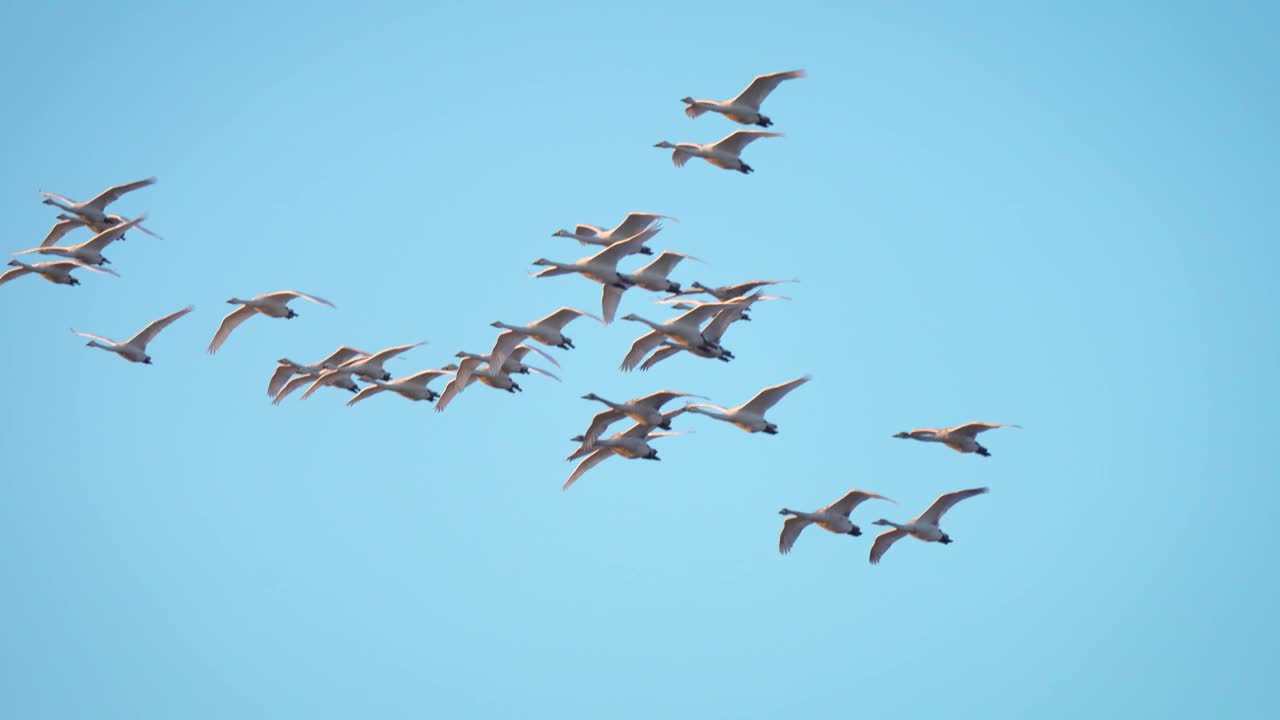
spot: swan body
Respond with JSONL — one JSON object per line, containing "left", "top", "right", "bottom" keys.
{"left": 15, "top": 214, "right": 145, "bottom": 266}
{"left": 869, "top": 488, "right": 989, "bottom": 564}
{"left": 71, "top": 305, "right": 193, "bottom": 364}
{"left": 346, "top": 366, "right": 457, "bottom": 406}
{"left": 654, "top": 130, "right": 781, "bottom": 173}
{"left": 207, "top": 291, "right": 335, "bottom": 355}
{"left": 681, "top": 70, "right": 806, "bottom": 127}
{"left": 686, "top": 375, "right": 811, "bottom": 434}
{"left": 434, "top": 357, "right": 522, "bottom": 413}
{"left": 552, "top": 212, "right": 676, "bottom": 254}
{"left": 40, "top": 177, "right": 156, "bottom": 227}
{"left": 893, "top": 422, "right": 1021, "bottom": 456}
{"left": 267, "top": 346, "right": 369, "bottom": 398}
{"left": 778, "top": 490, "right": 895, "bottom": 554}
{"left": 0, "top": 258, "right": 118, "bottom": 287}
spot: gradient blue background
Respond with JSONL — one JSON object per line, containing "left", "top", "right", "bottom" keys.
{"left": 1, "top": 1, "right": 1276, "bottom": 717}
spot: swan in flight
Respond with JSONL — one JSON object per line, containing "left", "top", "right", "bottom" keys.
{"left": 681, "top": 70, "right": 806, "bottom": 127}
{"left": 70, "top": 305, "right": 194, "bottom": 364}
{"left": 578, "top": 391, "right": 705, "bottom": 445}
{"left": 335, "top": 341, "right": 427, "bottom": 382}
{"left": 531, "top": 232, "right": 653, "bottom": 323}
{"left": 552, "top": 212, "right": 675, "bottom": 254}
{"left": 434, "top": 357, "right": 522, "bottom": 413}
{"left": 40, "top": 177, "right": 156, "bottom": 228}
{"left": 686, "top": 375, "right": 811, "bottom": 434}
{"left": 272, "top": 369, "right": 358, "bottom": 404}
{"left": 455, "top": 344, "right": 561, "bottom": 381}
{"left": 0, "top": 259, "right": 118, "bottom": 288}
{"left": 666, "top": 278, "right": 792, "bottom": 302}
{"left": 346, "top": 366, "right": 457, "bottom": 406}
{"left": 563, "top": 424, "right": 686, "bottom": 491}
{"left": 654, "top": 130, "right": 782, "bottom": 173}
{"left": 488, "top": 306, "right": 602, "bottom": 371}
{"left": 626, "top": 251, "right": 702, "bottom": 294}
{"left": 893, "top": 422, "right": 1021, "bottom": 457}
{"left": 636, "top": 297, "right": 758, "bottom": 370}
{"left": 658, "top": 289, "right": 788, "bottom": 323}
{"left": 566, "top": 407, "right": 688, "bottom": 461}
{"left": 778, "top": 490, "right": 895, "bottom": 554}
{"left": 267, "top": 347, "right": 369, "bottom": 398}
{"left": 618, "top": 301, "right": 739, "bottom": 371}
{"left": 14, "top": 215, "right": 145, "bottom": 266}
{"left": 207, "top": 291, "right": 335, "bottom": 355}
{"left": 869, "top": 488, "right": 989, "bottom": 565}
{"left": 40, "top": 213, "right": 161, "bottom": 247}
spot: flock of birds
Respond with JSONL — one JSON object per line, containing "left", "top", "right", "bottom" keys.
{"left": 7, "top": 70, "right": 1020, "bottom": 565}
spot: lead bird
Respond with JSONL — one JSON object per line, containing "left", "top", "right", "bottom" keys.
{"left": 654, "top": 130, "right": 782, "bottom": 174}
{"left": 681, "top": 69, "right": 806, "bottom": 127}
{"left": 207, "top": 291, "right": 335, "bottom": 355}
{"left": 893, "top": 422, "right": 1021, "bottom": 457}
{"left": 71, "top": 305, "right": 194, "bottom": 364}
{"left": 778, "top": 490, "right": 895, "bottom": 555}
{"left": 869, "top": 488, "right": 989, "bottom": 565}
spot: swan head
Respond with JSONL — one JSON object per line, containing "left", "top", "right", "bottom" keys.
{"left": 893, "top": 431, "right": 910, "bottom": 439}
{"left": 620, "top": 313, "right": 641, "bottom": 322}
{"left": 7, "top": 259, "right": 21, "bottom": 268}
{"left": 489, "top": 321, "right": 506, "bottom": 329}
{"left": 440, "top": 363, "right": 459, "bottom": 371}
{"left": 581, "top": 393, "right": 600, "bottom": 401}
{"left": 552, "top": 229, "right": 571, "bottom": 238}
{"left": 680, "top": 96, "right": 695, "bottom": 105}
{"left": 569, "top": 435, "right": 586, "bottom": 443}
{"left": 872, "top": 519, "right": 894, "bottom": 527}
{"left": 226, "top": 298, "right": 247, "bottom": 305}
{"left": 654, "top": 141, "right": 676, "bottom": 149}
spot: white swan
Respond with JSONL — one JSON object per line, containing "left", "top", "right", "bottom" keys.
{"left": 666, "top": 278, "right": 792, "bottom": 301}
{"left": 893, "top": 422, "right": 1021, "bottom": 457}
{"left": 654, "top": 130, "right": 782, "bottom": 173}
{"left": 14, "top": 215, "right": 145, "bottom": 266}
{"left": 617, "top": 302, "right": 737, "bottom": 371}
{"left": 40, "top": 177, "right": 156, "bottom": 227}
{"left": 869, "top": 488, "right": 989, "bottom": 565}
{"left": 434, "top": 356, "right": 522, "bottom": 413}
{"left": 552, "top": 212, "right": 675, "bottom": 253}
{"left": 778, "top": 490, "right": 895, "bottom": 554}
{"left": 336, "top": 341, "right": 427, "bottom": 382}
{"left": 455, "top": 344, "right": 561, "bottom": 381}
{"left": 0, "top": 259, "right": 118, "bottom": 288}
{"left": 346, "top": 365, "right": 458, "bottom": 406}
{"left": 207, "top": 291, "right": 335, "bottom": 355}
{"left": 71, "top": 305, "right": 194, "bottom": 364}
{"left": 488, "top": 306, "right": 602, "bottom": 371}
{"left": 40, "top": 213, "right": 161, "bottom": 248}
{"left": 658, "top": 289, "right": 788, "bottom": 323}
{"left": 635, "top": 298, "right": 752, "bottom": 371}
{"left": 686, "top": 375, "right": 811, "bottom": 434}
{"left": 681, "top": 70, "right": 806, "bottom": 127}
{"left": 578, "top": 391, "right": 705, "bottom": 445}
{"left": 273, "top": 369, "right": 358, "bottom": 404}
{"left": 566, "top": 407, "right": 688, "bottom": 461}
{"left": 267, "top": 346, "right": 369, "bottom": 398}
{"left": 563, "top": 424, "right": 686, "bottom": 491}
{"left": 626, "top": 251, "right": 702, "bottom": 294}
{"left": 531, "top": 232, "right": 655, "bottom": 324}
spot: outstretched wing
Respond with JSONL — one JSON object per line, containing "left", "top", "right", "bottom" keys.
{"left": 610, "top": 212, "right": 676, "bottom": 239}
{"left": 869, "top": 528, "right": 908, "bottom": 565}
{"left": 738, "top": 375, "right": 811, "bottom": 416}
{"left": 947, "top": 422, "right": 1021, "bottom": 439}
{"left": 83, "top": 177, "right": 156, "bottom": 211}
{"left": 80, "top": 215, "right": 144, "bottom": 251}
{"left": 638, "top": 344, "right": 683, "bottom": 371}
{"left": 40, "top": 217, "right": 83, "bottom": 247}
{"left": 346, "top": 385, "right": 386, "bottom": 407}
{"left": 619, "top": 331, "right": 666, "bottom": 372}
{"left": 535, "top": 306, "right": 603, "bottom": 331}
{"left": 261, "top": 290, "right": 335, "bottom": 308}
{"left": 125, "top": 305, "right": 194, "bottom": 350}
{"left": 362, "top": 341, "right": 427, "bottom": 365}
{"left": 0, "top": 265, "right": 35, "bottom": 287}
{"left": 601, "top": 285, "right": 625, "bottom": 325}
{"left": 526, "top": 365, "right": 560, "bottom": 381}
{"left": 824, "top": 490, "right": 895, "bottom": 518}
{"left": 511, "top": 343, "right": 560, "bottom": 369}
{"left": 709, "top": 130, "right": 782, "bottom": 156}
{"left": 563, "top": 448, "right": 614, "bottom": 491}
{"left": 637, "top": 251, "right": 699, "bottom": 279}
{"left": 318, "top": 346, "right": 368, "bottom": 367}
{"left": 435, "top": 357, "right": 482, "bottom": 413}
{"left": 488, "top": 330, "right": 529, "bottom": 377}
{"left": 727, "top": 70, "right": 806, "bottom": 110}
{"left": 207, "top": 305, "right": 256, "bottom": 354}
{"left": 401, "top": 368, "right": 454, "bottom": 387}
{"left": 634, "top": 390, "right": 705, "bottom": 410}
{"left": 70, "top": 329, "right": 117, "bottom": 345}
{"left": 581, "top": 408, "right": 625, "bottom": 447}
{"left": 779, "top": 516, "right": 813, "bottom": 555}
{"left": 272, "top": 373, "right": 319, "bottom": 404}
{"left": 299, "top": 370, "right": 347, "bottom": 400}
{"left": 267, "top": 364, "right": 298, "bottom": 398}
{"left": 918, "top": 487, "right": 989, "bottom": 526}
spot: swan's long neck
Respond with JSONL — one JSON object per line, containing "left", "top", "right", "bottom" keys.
{"left": 873, "top": 520, "right": 905, "bottom": 530}
{"left": 228, "top": 298, "right": 250, "bottom": 306}
{"left": 43, "top": 198, "right": 75, "bottom": 213}
{"left": 86, "top": 340, "right": 114, "bottom": 351}
{"left": 686, "top": 405, "right": 726, "bottom": 420}
{"left": 629, "top": 316, "right": 662, "bottom": 331}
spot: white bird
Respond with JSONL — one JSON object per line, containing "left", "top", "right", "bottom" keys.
{"left": 578, "top": 391, "right": 705, "bottom": 445}
{"left": 0, "top": 259, "right": 118, "bottom": 288}
{"left": 346, "top": 366, "right": 458, "bottom": 406}
{"left": 14, "top": 215, "right": 145, "bottom": 266}
{"left": 686, "top": 375, "right": 811, "bottom": 434}
{"left": 207, "top": 291, "right": 335, "bottom": 355}
{"left": 893, "top": 422, "right": 1021, "bottom": 457}
{"left": 778, "top": 490, "right": 895, "bottom": 555}
{"left": 626, "top": 251, "right": 702, "bottom": 294}
{"left": 455, "top": 344, "right": 561, "bottom": 381}
{"left": 869, "top": 488, "right": 989, "bottom": 565}
{"left": 70, "top": 305, "right": 193, "bottom": 365}
{"left": 488, "top": 306, "right": 602, "bottom": 371}
{"left": 267, "top": 347, "right": 369, "bottom": 398}
{"left": 618, "top": 302, "right": 737, "bottom": 371}
{"left": 552, "top": 212, "right": 676, "bottom": 253}
{"left": 654, "top": 130, "right": 782, "bottom": 174}
{"left": 563, "top": 423, "right": 685, "bottom": 491}
{"left": 40, "top": 177, "right": 156, "bottom": 228}
{"left": 434, "top": 357, "right": 522, "bottom": 413}
{"left": 531, "top": 232, "right": 653, "bottom": 324}
{"left": 637, "top": 300, "right": 750, "bottom": 371}
{"left": 666, "top": 278, "right": 792, "bottom": 301}
{"left": 276, "top": 369, "right": 359, "bottom": 404}
{"left": 681, "top": 70, "right": 807, "bottom": 127}
{"left": 658, "top": 289, "right": 788, "bottom": 323}
{"left": 566, "top": 406, "right": 689, "bottom": 461}
{"left": 336, "top": 341, "right": 427, "bottom": 382}
{"left": 39, "top": 213, "right": 161, "bottom": 249}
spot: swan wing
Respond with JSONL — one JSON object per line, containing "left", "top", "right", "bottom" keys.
{"left": 779, "top": 516, "right": 813, "bottom": 555}
{"left": 824, "top": 490, "right": 895, "bottom": 518}
{"left": 401, "top": 368, "right": 454, "bottom": 387}
{"left": 619, "top": 331, "right": 665, "bottom": 371}
{"left": 536, "top": 306, "right": 602, "bottom": 331}
{"left": 513, "top": 343, "right": 560, "bottom": 369}
{"left": 947, "top": 422, "right": 1021, "bottom": 439}
{"left": 70, "top": 329, "right": 118, "bottom": 345}
{"left": 610, "top": 212, "right": 676, "bottom": 239}
{"left": 870, "top": 528, "right": 909, "bottom": 565}
{"left": 83, "top": 177, "right": 156, "bottom": 211}
{"left": 526, "top": 365, "right": 561, "bottom": 382}
{"left": 738, "top": 375, "right": 811, "bottom": 416}
{"left": 207, "top": 305, "right": 256, "bottom": 354}
{"left": 918, "top": 487, "right": 989, "bottom": 526}
{"left": 271, "top": 373, "right": 318, "bottom": 404}
{"left": 634, "top": 390, "right": 706, "bottom": 410}
{"left": 487, "top": 330, "right": 529, "bottom": 378}
{"left": 435, "top": 358, "right": 481, "bottom": 412}
{"left": 346, "top": 385, "right": 385, "bottom": 407}
{"left": 260, "top": 290, "right": 335, "bottom": 308}
{"left": 638, "top": 344, "right": 683, "bottom": 371}
{"left": 267, "top": 363, "right": 298, "bottom": 398}
{"left": 582, "top": 408, "right": 625, "bottom": 446}
{"left": 299, "top": 370, "right": 346, "bottom": 400}
{"left": 40, "top": 218, "right": 83, "bottom": 247}
{"left": 601, "top": 285, "right": 625, "bottom": 325}
{"left": 318, "top": 346, "right": 369, "bottom": 367}
{"left": 80, "top": 215, "right": 144, "bottom": 251}
{"left": 709, "top": 130, "right": 782, "bottom": 156}
{"left": 563, "top": 448, "right": 613, "bottom": 490}
{"left": 51, "top": 260, "right": 119, "bottom": 277}
{"left": 637, "top": 251, "right": 698, "bottom": 279}
{"left": 727, "top": 70, "right": 806, "bottom": 110}
{"left": 125, "top": 305, "right": 194, "bottom": 350}
{"left": 364, "top": 341, "right": 427, "bottom": 365}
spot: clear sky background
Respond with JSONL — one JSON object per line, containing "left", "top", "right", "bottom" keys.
{"left": 1, "top": 1, "right": 1276, "bottom": 717}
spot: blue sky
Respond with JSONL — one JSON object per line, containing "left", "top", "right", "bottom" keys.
{"left": 1, "top": 1, "right": 1276, "bottom": 717}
